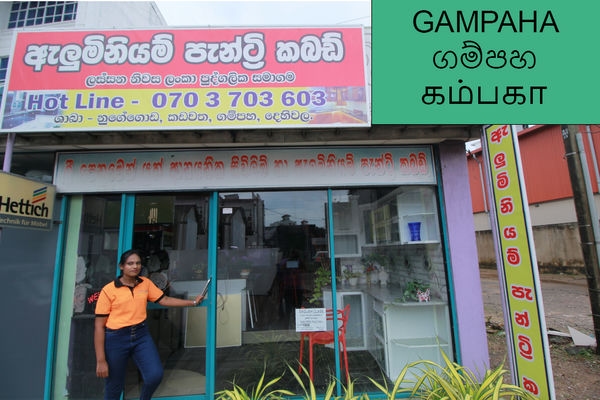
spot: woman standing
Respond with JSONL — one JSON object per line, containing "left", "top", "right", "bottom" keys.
{"left": 94, "top": 249, "right": 207, "bottom": 400}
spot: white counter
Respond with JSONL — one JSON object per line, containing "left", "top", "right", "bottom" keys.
{"left": 170, "top": 279, "right": 247, "bottom": 347}
{"left": 329, "top": 284, "right": 452, "bottom": 381}
{"left": 334, "top": 284, "right": 446, "bottom": 306}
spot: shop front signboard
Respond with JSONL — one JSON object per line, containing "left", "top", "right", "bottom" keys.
{"left": 54, "top": 146, "right": 434, "bottom": 193}
{"left": 0, "top": 27, "right": 368, "bottom": 132}
{"left": 0, "top": 172, "right": 55, "bottom": 230}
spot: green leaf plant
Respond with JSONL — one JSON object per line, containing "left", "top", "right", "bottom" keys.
{"left": 400, "top": 280, "right": 431, "bottom": 302}
{"left": 216, "top": 368, "right": 294, "bottom": 400}
{"left": 288, "top": 364, "right": 336, "bottom": 400}
{"left": 404, "top": 351, "right": 536, "bottom": 400}
{"left": 289, "top": 364, "right": 369, "bottom": 400}
{"left": 366, "top": 368, "right": 413, "bottom": 400}
{"left": 309, "top": 266, "right": 332, "bottom": 305}
{"left": 219, "top": 352, "right": 535, "bottom": 400}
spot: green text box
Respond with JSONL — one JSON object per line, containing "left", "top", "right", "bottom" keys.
{"left": 372, "top": 1, "right": 596, "bottom": 124}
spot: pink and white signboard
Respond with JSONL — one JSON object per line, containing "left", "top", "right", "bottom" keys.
{"left": 54, "top": 146, "right": 435, "bottom": 193}
{"left": 1, "top": 27, "right": 369, "bottom": 132}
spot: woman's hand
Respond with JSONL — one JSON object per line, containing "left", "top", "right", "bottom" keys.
{"left": 96, "top": 360, "right": 109, "bottom": 378}
{"left": 193, "top": 294, "right": 205, "bottom": 306}
{"left": 94, "top": 317, "right": 108, "bottom": 378}
{"left": 158, "top": 294, "right": 206, "bottom": 307}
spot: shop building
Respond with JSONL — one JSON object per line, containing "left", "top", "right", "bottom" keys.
{"left": 0, "top": 2, "right": 489, "bottom": 400}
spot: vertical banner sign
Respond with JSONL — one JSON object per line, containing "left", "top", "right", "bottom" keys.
{"left": 482, "top": 125, "right": 554, "bottom": 399}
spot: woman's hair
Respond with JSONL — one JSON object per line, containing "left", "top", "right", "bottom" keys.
{"left": 119, "top": 249, "right": 144, "bottom": 266}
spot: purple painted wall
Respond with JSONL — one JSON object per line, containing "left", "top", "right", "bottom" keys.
{"left": 439, "top": 140, "right": 490, "bottom": 376}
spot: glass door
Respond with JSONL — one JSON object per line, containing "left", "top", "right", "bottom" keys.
{"left": 214, "top": 190, "right": 333, "bottom": 392}
{"left": 63, "top": 193, "right": 212, "bottom": 399}
{"left": 128, "top": 193, "right": 211, "bottom": 398}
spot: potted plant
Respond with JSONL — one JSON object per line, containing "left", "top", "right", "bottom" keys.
{"left": 216, "top": 369, "right": 293, "bottom": 400}
{"left": 361, "top": 252, "right": 387, "bottom": 270}
{"left": 361, "top": 252, "right": 389, "bottom": 286}
{"left": 401, "top": 280, "right": 430, "bottom": 302}
{"left": 309, "top": 266, "right": 332, "bottom": 305}
{"left": 369, "top": 350, "right": 536, "bottom": 400}
{"left": 343, "top": 268, "right": 361, "bottom": 286}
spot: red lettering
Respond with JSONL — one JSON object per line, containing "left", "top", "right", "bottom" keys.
{"left": 493, "top": 152, "right": 507, "bottom": 169}
{"left": 399, "top": 152, "right": 429, "bottom": 175}
{"left": 503, "top": 226, "right": 517, "bottom": 239}
{"left": 274, "top": 159, "right": 288, "bottom": 168}
{"left": 517, "top": 334, "right": 534, "bottom": 360}
{"left": 522, "top": 376, "right": 540, "bottom": 395}
{"left": 231, "top": 154, "right": 268, "bottom": 169}
{"left": 490, "top": 125, "right": 509, "bottom": 144}
{"left": 87, "top": 291, "right": 100, "bottom": 304}
{"left": 500, "top": 197, "right": 514, "bottom": 214}
{"left": 506, "top": 247, "right": 521, "bottom": 266}
{"left": 259, "top": 154, "right": 268, "bottom": 168}
{"left": 416, "top": 152, "right": 428, "bottom": 173}
{"left": 205, "top": 156, "right": 216, "bottom": 170}
{"left": 514, "top": 310, "right": 531, "bottom": 328}
{"left": 126, "top": 158, "right": 137, "bottom": 170}
{"left": 344, "top": 153, "right": 354, "bottom": 168}
{"left": 495, "top": 171, "right": 510, "bottom": 189}
{"left": 511, "top": 285, "right": 534, "bottom": 301}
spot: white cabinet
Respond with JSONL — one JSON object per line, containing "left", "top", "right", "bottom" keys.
{"left": 323, "top": 290, "right": 367, "bottom": 350}
{"left": 331, "top": 196, "right": 362, "bottom": 257}
{"left": 368, "top": 296, "right": 386, "bottom": 368}
{"left": 369, "top": 298, "right": 452, "bottom": 382}
{"left": 396, "top": 187, "right": 440, "bottom": 244}
{"left": 362, "top": 187, "right": 440, "bottom": 246}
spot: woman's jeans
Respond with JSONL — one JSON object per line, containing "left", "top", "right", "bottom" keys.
{"left": 103, "top": 322, "right": 163, "bottom": 400}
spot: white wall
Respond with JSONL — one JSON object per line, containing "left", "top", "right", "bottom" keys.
{"left": 0, "top": 1, "right": 166, "bottom": 59}
{"left": 474, "top": 195, "right": 600, "bottom": 232}
{"left": 75, "top": 1, "right": 166, "bottom": 29}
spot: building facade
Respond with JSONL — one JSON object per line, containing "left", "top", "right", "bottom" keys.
{"left": 0, "top": 2, "right": 166, "bottom": 399}
{"left": 0, "top": 2, "right": 490, "bottom": 400}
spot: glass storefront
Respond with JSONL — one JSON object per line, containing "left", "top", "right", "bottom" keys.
{"left": 213, "top": 190, "right": 330, "bottom": 391}
{"left": 63, "top": 185, "right": 453, "bottom": 398}
{"left": 67, "top": 195, "right": 122, "bottom": 399}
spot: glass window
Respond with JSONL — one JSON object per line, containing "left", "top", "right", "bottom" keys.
{"left": 66, "top": 195, "right": 122, "bottom": 399}
{"left": 331, "top": 186, "right": 453, "bottom": 387}
{"left": 0, "top": 57, "right": 8, "bottom": 107}
{"left": 7, "top": 1, "right": 77, "bottom": 28}
{"left": 213, "top": 187, "right": 453, "bottom": 393}
{"left": 62, "top": 185, "right": 454, "bottom": 398}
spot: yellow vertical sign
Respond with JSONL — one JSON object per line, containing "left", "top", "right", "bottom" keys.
{"left": 482, "top": 125, "right": 554, "bottom": 399}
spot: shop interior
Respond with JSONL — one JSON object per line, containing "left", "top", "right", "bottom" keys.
{"left": 67, "top": 187, "right": 452, "bottom": 399}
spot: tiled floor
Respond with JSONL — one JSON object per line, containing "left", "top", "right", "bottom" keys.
{"left": 152, "top": 339, "right": 388, "bottom": 395}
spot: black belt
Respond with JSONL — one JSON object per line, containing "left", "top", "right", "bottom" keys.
{"left": 106, "top": 321, "right": 146, "bottom": 332}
